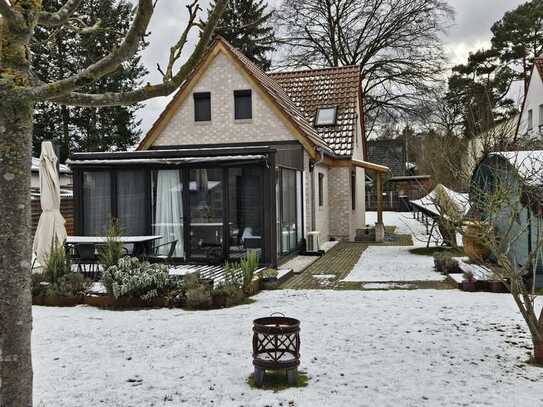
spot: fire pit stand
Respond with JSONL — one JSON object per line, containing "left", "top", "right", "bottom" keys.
{"left": 252, "top": 313, "right": 301, "bottom": 386}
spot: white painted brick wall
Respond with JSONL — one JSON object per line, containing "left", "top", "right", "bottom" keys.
{"left": 153, "top": 52, "right": 297, "bottom": 146}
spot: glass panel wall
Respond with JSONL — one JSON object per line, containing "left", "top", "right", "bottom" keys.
{"left": 280, "top": 168, "right": 298, "bottom": 254}
{"left": 82, "top": 171, "right": 111, "bottom": 235}
{"left": 151, "top": 169, "right": 184, "bottom": 257}
{"left": 228, "top": 167, "right": 263, "bottom": 260}
{"left": 189, "top": 168, "right": 224, "bottom": 262}
{"left": 117, "top": 169, "right": 146, "bottom": 236}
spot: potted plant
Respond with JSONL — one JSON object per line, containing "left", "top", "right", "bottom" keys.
{"left": 462, "top": 271, "right": 477, "bottom": 292}
{"left": 261, "top": 269, "right": 279, "bottom": 290}
{"left": 488, "top": 275, "right": 507, "bottom": 293}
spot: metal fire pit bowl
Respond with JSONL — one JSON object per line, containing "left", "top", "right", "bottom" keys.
{"left": 252, "top": 313, "right": 300, "bottom": 386}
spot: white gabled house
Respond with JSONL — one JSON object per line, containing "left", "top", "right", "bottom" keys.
{"left": 68, "top": 37, "right": 388, "bottom": 267}
{"left": 518, "top": 57, "right": 543, "bottom": 138}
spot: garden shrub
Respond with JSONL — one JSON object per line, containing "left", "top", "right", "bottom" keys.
{"left": 98, "top": 220, "right": 124, "bottom": 271}
{"left": 32, "top": 243, "right": 91, "bottom": 297}
{"left": 433, "top": 251, "right": 459, "bottom": 274}
{"left": 240, "top": 251, "right": 260, "bottom": 292}
{"left": 101, "top": 257, "right": 180, "bottom": 301}
{"left": 185, "top": 285, "right": 212, "bottom": 309}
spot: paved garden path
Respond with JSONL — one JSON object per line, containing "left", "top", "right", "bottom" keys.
{"left": 280, "top": 242, "right": 367, "bottom": 289}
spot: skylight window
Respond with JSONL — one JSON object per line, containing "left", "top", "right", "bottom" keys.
{"left": 315, "top": 107, "right": 337, "bottom": 126}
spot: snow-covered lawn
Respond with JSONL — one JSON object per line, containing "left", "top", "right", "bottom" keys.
{"left": 33, "top": 290, "right": 542, "bottom": 406}
{"left": 345, "top": 212, "right": 445, "bottom": 282}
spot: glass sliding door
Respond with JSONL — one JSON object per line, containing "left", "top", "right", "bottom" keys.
{"left": 189, "top": 168, "right": 224, "bottom": 263}
{"left": 228, "top": 167, "right": 264, "bottom": 260}
{"left": 152, "top": 169, "right": 184, "bottom": 258}
{"left": 117, "top": 169, "right": 146, "bottom": 236}
{"left": 82, "top": 171, "right": 111, "bottom": 235}
{"left": 277, "top": 168, "right": 301, "bottom": 255}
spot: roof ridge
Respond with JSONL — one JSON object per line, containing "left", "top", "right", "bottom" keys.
{"left": 268, "top": 65, "right": 360, "bottom": 76}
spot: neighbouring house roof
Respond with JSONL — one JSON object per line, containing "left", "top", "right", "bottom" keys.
{"left": 489, "top": 150, "right": 543, "bottom": 186}
{"left": 31, "top": 157, "right": 71, "bottom": 174}
{"left": 366, "top": 139, "right": 406, "bottom": 176}
{"left": 410, "top": 184, "right": 470, "bottom": 219}
{"left": 269, "top": 65, "right": 362, "bottom": 157}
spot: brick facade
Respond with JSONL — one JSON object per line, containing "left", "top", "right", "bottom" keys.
{"left": 153, "top": 52, "right": 297, "bottom": 147}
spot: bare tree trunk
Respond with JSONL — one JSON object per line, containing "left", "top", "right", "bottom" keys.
{"left": 0, "top": 95, "right": 34, "bottom": 407}
{"left": 0, "top": 6, "right": 35, "bottom": 405}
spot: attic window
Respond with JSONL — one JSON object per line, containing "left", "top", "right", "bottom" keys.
{"left": 315, "top": 107, "right": 337, "bottom": 126}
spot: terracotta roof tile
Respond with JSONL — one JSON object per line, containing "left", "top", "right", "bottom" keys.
{"left": 269, "top": 65, "right": 362, "bottom": 157}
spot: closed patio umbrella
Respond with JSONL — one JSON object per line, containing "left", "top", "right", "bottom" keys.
{"left": 33, "top": 142, "right": 67, "bottom": 266}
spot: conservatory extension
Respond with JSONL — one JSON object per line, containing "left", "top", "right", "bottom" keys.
{"left": 68, "top": 146, "right": 303, "bottom": 266}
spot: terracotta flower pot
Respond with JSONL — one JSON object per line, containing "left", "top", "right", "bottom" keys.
{"left": 462, "top": 281, "right": 477, "bottom": 292}
{"left": 488, "top": 280, "right": 507, "bottom": 293}
{"left": 463, "top": 223, "right": 490, "bottom": 261}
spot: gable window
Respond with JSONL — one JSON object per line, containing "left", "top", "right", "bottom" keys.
{"left": 351, "top": 171, "right": 356, "bottom": 210}
{"left": 318, "top": 173, "right": 324, "bottom": 207}
{"left": 194, "top": 92, "right": 211, "bottom": 122}
{"left": 315, "top": 107, "right": 337, "bottom": 126}
{"left": 539, "top": 104, "right": 543, "bottom": 127}
{"left": 528, "top": 109, "right": 534, "bottom": 131}
{"left": 234, "top": 89, "right": 252, "bottom": 120}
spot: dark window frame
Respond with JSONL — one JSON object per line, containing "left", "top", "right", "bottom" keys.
{"left": 351, "top": 171, "right": 356, "bottom": 210}
{"left": 234, "top": 89, "right": 252, "bottom": 120}
{"left": 194, "top": 92, "right": 211, "bottom": 122}
{"left": 318, "top": 173, "right": 324, "bottom": 207}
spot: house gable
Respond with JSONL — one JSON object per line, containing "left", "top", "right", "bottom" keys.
{"left": 518, "top": 59, "right": 543, "bottom": 138}
{"left": 139, "top": 42, "right": 317, "bottom": 155}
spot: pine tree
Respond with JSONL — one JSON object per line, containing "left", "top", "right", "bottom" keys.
{"left": 209, "top": 0, "right": 275, "bottom": 70}
{"left": 31, "top": 0, "right": 148, "bottom": 162}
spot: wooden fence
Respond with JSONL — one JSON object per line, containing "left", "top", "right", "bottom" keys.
{"left": 31, "top": 197, "right": 75, "bottom": 236}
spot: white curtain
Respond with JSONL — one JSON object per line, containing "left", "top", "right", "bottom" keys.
{"left": 154, "top": 170, "right": 184, "bottom": 257}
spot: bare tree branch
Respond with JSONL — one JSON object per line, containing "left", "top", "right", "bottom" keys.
{"left": 41, "top": 0, "right": 227, "bottom": 107}
{"left": 37, "top": 0, "right": 83, "bottom": 27}
{"left": 29, "top": 0, "right": 154, "bottom": 100}
{"left": 0, "top": 0, "right": 18, "bottom": 21}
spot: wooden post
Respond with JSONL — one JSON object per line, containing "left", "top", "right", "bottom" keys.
{"left": 377, "top": 174, "right": 383, "bottom": 224}
{"left": 375, "top": 173, "right": 385, "bottom": 243}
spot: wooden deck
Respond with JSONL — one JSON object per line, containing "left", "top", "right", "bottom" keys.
{"left": 280, "top": 242, "right": 368, "bottom": 289}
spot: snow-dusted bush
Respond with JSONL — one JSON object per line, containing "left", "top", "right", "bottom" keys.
{"left": 101, "top": 257, "right": 180, "bottom": 301}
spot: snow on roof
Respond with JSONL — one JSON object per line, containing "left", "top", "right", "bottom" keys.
{"left": 490, "top": 150, "right": 543, "bottom": 186}
{"left": 32, "top": 157, "right": 71, "bottom": 174}
{"left": 410, "top": 184, "right": 470, "bottom": 218}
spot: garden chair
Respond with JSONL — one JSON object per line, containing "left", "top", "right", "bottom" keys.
{"left": 146, "top": 240, "right": 178, "bottom": 263}
{"left": 69, "top": 243, "right": 100, "bottom": 280}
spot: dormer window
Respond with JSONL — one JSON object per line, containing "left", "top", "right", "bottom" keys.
{"left": 315, "top": 107, "right": 337, "bottom": 126}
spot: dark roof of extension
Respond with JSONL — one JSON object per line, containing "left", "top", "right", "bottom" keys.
{"left": 269, "top": 65, "right": 362, "bottom": 157}
{"left": 367, "top": 139, "right": 406, "bottom": 177}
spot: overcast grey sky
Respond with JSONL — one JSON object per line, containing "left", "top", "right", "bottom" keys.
{"left": 134, "top": 0, "right": 526, "bottom": 134}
